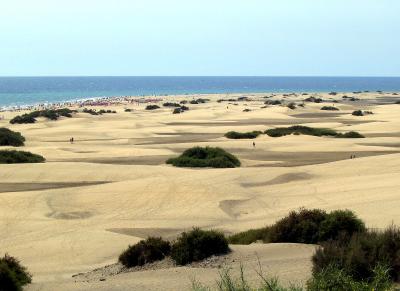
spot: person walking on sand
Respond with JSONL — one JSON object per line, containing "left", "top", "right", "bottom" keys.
{"left": 253, "top": 141, "right": 256, "bottom": 148}
{"left": 70, "top": 137, "right": 74, "bottom": 144}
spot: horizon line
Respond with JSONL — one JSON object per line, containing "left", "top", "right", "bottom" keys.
{"left": 1, "top": 75, "right": 400, "bottom": 78}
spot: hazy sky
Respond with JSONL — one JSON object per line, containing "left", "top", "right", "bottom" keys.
{"left": 1, "top": 0, "right": 399, "bottom": 76}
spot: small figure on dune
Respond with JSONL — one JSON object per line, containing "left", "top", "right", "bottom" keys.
{"left": 70, "top": 137, "right": 74, "bottom": 144}
{"left": 253, "top": 141, "right": 256, "bottom": 148}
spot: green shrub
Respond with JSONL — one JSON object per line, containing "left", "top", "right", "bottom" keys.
{"left": 9, "top": 114, "right": 36, "bottom": 124}
{"left": 82, "top": 108, "right": 99, "bottom": 115}
{"left": 118, "top": 237, "right": 171, "bottom": 268}
{"left": 163, "top": 102, "right": 181, "bottom": 107}
{"left": 0, "top": 150, "right": 45, "bottom": 164}
{"left": 10, "top": 108, "right": 74, "bottom": 124}
{"left": 0, "top": 128, "right": 25, "bottom": 147}
{"left": 166, "top": 146, "right": 240, "bottom": 168}
{"left": 171, "top": 228, "right": 230, "bottom": 265}
{"left": 265, "top": 126, "right": 337, "bottom": 137}
{"left": 264, "top": 126, "right": 364, "bottom": 139}
{"left": 265, "top": 100, "right": 282, "bottom": 105}
{"left": 145, "top": 105, "right": 160, "bottom": 110}
{"left": 173, "top": 108, "right": 183, "bottom": 114}
{"left": 336, "top": 131, "right": 365, "bottom": 138}
{"left": 0, "top": 254, "right": 32, "bottom": 291}
{"left": 307, "top": 264, "right": 392, "bottom": 291}
{"left": 287, "top": 102, "right": 297, "bottom": 110}
{"left": 124, "top": 108, "right": 133, "bottom": 112}
{"left": 229, "top": 209, "right": 364, "bottom": 245}
{"left": 313, "top": 225, "right": 400, "bottom": 282}
{"left": 352, "top": 110, "right": 373, "bottom": 116}
{"left": 304, "top": 97, "right": 323, "bottom": 103}
{"left": 97, "top": 109, "right": 116, "bottom": 114}
{"left": 228, "top": 227, "right": 270, "bottom": 245}
{"left": 269, "top": 209, "right": 328, "bottom": 244}
{"left": 318, "top": 210, "right": 366, "bottom": 242}
{"left": 321, "top": 106, "right": 339, "bottom": 111}
{"left": 352, "top": 110, "right": 364, "bottom": 116}
{"left": 173, "top": 105, "right": 189, "bottom": 114}
{"left": 224, "top": 131, "right": 262, "bottom": 139}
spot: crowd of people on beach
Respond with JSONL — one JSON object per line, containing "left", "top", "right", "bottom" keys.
{"left": 0, "top": 96, "right": 164, "bottom": 112}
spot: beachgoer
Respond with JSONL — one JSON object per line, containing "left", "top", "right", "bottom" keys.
{"left": 253, "top": 142, "right": 255, "bottom": 148}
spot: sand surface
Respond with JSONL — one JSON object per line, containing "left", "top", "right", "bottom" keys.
{"left": 0, "top": 91, "right": 399, "bottom": 290}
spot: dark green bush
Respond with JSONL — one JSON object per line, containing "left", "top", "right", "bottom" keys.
{"left": 229, "top": 208, "right": 364, "bottom": 245}
{"left": 321, "top": 106, "right": 339, "bottom": 111}
{"left": 173, "top": 105, "right": 189, "bottom": 114}
{"left": 307, "top": 263, "right": 392, "bottom": 291}
{"left": 124, "top": 108, "right": 133, "bottom": 112}
{"left": 118, "top": 237, "right": 171, "bottom": 268}
{"left": 173, "top": 108, "right": 183, "bottom": 114}
{"left": 0, "top": 254, "right": 32, "bottom": 291}
{"left": 265, "top": 125, "right": 337, "bottom": 137}
{"left": 269, "top": 209, "right": 328, "bottom": 244}
{"left": 304, "top": 97, "right": 323, "bottom": 103}
{"left": 9, "top": 114, "right": 36, "bottom": 124}
{"left": 56, "top": 108, "right": 74, "bottom": 117}
{"left": 265, "top": 126, "right": 364, "bottom": 139}
{"left": 264, "top": 100, "right": 282, "bottom": 105}
{"left": 82, "top": 108, "right": 99, "bottom": 115}
{"left": 352, "top": 110, "right": 373, "bottom": 116}
{"left": 352, "top": 110, "right": 364, "bottom": 116}
{"left": 313, "top": 225, "right": 400, "bottom": 282}
{"left": 336, "top": 131, "right": 365, "bottom": 138}
{"left": 224, "top": 131, "right": 262, "bottom": 139}
{"left": 166, "top": 146, "right": 240, "bottom": 168}
{"left": 287, "top": 102, "right": 296, "bottom": 110}
{"left": 0, "top": 150, "right": 45, "bottom": 164}
{"left": 228, "top": 227, "right": 271, "bottom": 245}
{"left": 163, "top": 102, "right": 181, "bottom": 107}
{"left": 97, "top": 109, "right": 116, "bottom": 114}
{"left": 10, "top": 108, "right": 74, "bottom": 124}
{"left": 171, "top": 228, "right": 230, "bottom": 265}
{"left": 145, "top": 105, "right": 160, "bottom": 110}
{"left": 0, "top": 128, "right": 25, "bottom": 147}
{"left": 318, "top": 210, "right": 366, "bottom": 242}
{"left": 195, "top": 98, "right": 209, "bottom": 103}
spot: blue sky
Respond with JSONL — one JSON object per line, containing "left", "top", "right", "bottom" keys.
{"left": 0, "top": 0, "right": 399, "bottom": 76}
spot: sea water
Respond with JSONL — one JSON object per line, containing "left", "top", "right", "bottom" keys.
{"left": 1, "top": 76, "right": 399, "bottom": 107}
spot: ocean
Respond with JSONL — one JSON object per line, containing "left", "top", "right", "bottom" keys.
{"left": 0, "top": 76, "right": 399, "bottom": 107}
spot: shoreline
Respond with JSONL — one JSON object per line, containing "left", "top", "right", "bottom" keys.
{"left": 1, "top": 90, "right": 399, "bottom": 112}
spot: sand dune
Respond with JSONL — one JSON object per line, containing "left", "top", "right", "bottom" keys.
{"left": 0, "top": 92, "right": 399, "bottom": 289}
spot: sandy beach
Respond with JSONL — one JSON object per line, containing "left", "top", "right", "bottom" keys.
{"left": 1, "top": 91, "right": 400, "bottom": 290}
